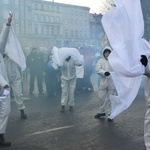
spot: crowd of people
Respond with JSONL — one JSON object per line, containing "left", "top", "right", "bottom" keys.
{"left": 0, "top": 14, "right": 150, "bottom": 150}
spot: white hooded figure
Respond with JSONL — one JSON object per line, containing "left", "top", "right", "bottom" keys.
{"left": 0, "top": 14, "right": 12, "bottom": 147}
{"left": 95, "top": 46, "right": 116, "bottom": 121}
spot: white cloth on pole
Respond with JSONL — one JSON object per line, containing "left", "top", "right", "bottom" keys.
{"left": 52, "top": 47, "right": 84, "bottom": 67}
{"left": 5, "top": 26, "right": 26, "bottom": 71}
{"left": 101, "top": 0, "right": 150, "bottom": 119}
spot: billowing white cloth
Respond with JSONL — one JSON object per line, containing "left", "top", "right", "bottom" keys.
{"left": 101, "top": 0, "right": 150, "bottom": 119}
{"left": 52, "top": 47, "right": 84, "bottom": 67}
{"left": 5, "top": 27, "right": 26, "bottom": 71}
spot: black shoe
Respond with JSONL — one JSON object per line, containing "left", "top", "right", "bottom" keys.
{"left": 69, "top": 106, "right": 73, "bottom": 111}
{"left": 0, "top": 134, "right": 11, "bottom": 147}
{"left": 95, "top": 113, "right": 106, "bottom": 119}
{"left": 61, "top": 105, "right": 65, "bottom": 112}
{"left": 20, "top": 109, "right": 27, "bottom": 119}
{"left": 108, "top": 118, "right": 113, "bottom": 122}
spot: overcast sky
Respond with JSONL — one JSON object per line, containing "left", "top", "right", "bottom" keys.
{"left": 45, "top": 0, "right": 102, "bottom": 14}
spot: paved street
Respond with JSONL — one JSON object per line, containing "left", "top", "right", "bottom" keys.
{"left": 4, "top": 75, "right": 146, "bottom": 150}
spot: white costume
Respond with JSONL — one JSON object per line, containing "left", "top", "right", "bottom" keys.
{"left": 101, "top": 0, "right": 150, "bottom": 120}
{"left": 144, "top": 65, "right": 150, "bottom": 150}
{"left": 52, "top": 47, "right": 84, "bottom": 108}
{"left": 61, "top": 57, "right": 78, "bottom": 107}
{"left": 0, "top": 25, "right": 11, "bottom": 134}
{"left": 4, "top": 56, "right": 25, "bottom": 110}
{"left": 4, "top": 26, "right": 27, "bottom": 118}
{"left": 96, "top": 48, "right": 116, "bottom": 115}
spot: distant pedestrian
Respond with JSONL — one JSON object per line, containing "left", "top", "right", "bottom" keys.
{"left": 45, "top": 54, "right": 61, "bottom": 98}
{"left": 27, "top": 48, "right": 44, "bottom": 95}
{"left": 83, "top": 50, "right": 94, "bottom": 91}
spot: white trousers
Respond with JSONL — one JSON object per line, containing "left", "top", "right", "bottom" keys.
{"left": 144, "top": 98, "right": 150, "bottom": 150}
{"left": 0, "top": 96, "right": 10, "bottom": 134}
{"left": 11, "top": 78, "right": 25, "bottom": 110}
{"left": 61, "top": 77, "right": 76, "bottom": 106}
{"left": 98, "top": 87, "right": 116, "bottom": 115}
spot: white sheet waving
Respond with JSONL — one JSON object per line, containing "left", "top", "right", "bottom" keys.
{"left": 5, "top": 26, "right": 26, "bottom": 71}
{"left": 52, "top": 47, "right": 84, "bottom": 67}
{"left": 101, "top": 0, "right": 150, "bottom": 119}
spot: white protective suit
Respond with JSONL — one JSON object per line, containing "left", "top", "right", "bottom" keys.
{"left": 4, "top": 26, "right": 26, "bottom": 111}
{"left": 0, "top": 25, "right": 11, "bottom": 134}
{"left": 95, "top": 47, "right": 116, "bottom": 115}
{"left": 52, "top": 47, "right": 84, "bottom": 106}
{"left": 144, "top": 65, "right": 150, "bottom": 150}
{"left": 4, "top": 56, "right": 25, "bottom": 110}
{"left": 61, "top": 57, "right": 82, "bottom": 106}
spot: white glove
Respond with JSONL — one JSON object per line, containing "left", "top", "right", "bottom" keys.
{"left": 3, "top": 89, "right": 10, "bottom": 96}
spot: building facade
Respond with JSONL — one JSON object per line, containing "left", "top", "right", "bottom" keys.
{"left": 0, "top": 0, "right": 102, "bottom": 52}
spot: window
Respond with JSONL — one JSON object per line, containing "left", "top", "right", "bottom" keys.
{"left": 15, "top": 0, "right": 19, "bottom": 5}
{"left": 34, "top": 24, "right": 39, "bottom": 34}
{"left": 56, "top": 16, "right": 60, "bottom": 23}
{"left": 34, "top": 14, "right": 38, "bottom": 21}
{"left": 65, "top": 30, "right": 68, "bottom": 37}
{"left": 76, "top": 30, "right": 78, "bottom": 38}
{"left": 46, "top": 16, "right": 49, "bottom": 22}
{"left": 34, "top": 4, "right": 38, "bottom": 9}
{"left": 46, "top": 26, "right": 49, "bottom": 35}
{"left": 41, "top": 15, "right": 44, "bottom": 22}
{"left": 3, "top": 0, "right": 8, "bottom": 4}
{"left": 51, "top": 25, "right": 55, "bottom": 35}
{"left": 56, "top": 26, "right": 60, "bottom": 35}
{"left": 51, "top": 16, "right": 54, "bottom": 22}
{"left": 56, "top": 7, "right": 60, "bottom": 12}
{"left": 71, "top": 30, "right": 74, "bottom": 37}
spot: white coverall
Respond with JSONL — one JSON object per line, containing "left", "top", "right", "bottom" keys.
{"left": 144, "top": 65, "right": 150, "bottom": 150}
{"left": 95, "top": 49, "right": 116, "bottom": 115}
{"left": 61, "top": 57, "right": 80, "bottom": 106}
{"left": 4, "top": 56, "right": 25, "bottom": 110}
{"left": 0, "top": 25, "right": 11, "bottom": 134}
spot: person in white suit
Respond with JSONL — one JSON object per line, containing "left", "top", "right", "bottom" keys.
{"left": 4, "top": 55, "right": 27, "bottom": 119}
{"left": 140, "top": 55, "right": 150, "bottom": 150}
{"left": 0, "top": 14, "right": 12, "bottom": 147}
{"left": 61, "top": 56, "right": 83, "bottom": 112}
{"left": 95, "top": 47, "right": 116, "bottom": 121}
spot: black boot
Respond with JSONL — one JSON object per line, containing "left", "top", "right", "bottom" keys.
{"left": 0, "top": 134, "right": 11, "bottom": 147}
{"left": 95, "top": 113, "right": 106, "bottom": 119}
{"left": 61, "top": 105, "right": 65, "bottom": 112}
{"left": 20, "top": 109, "right": 27, "bottom": 119}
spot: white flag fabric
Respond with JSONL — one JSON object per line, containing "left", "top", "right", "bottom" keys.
{"left": 5, "top": 27, "right": 26, "bottom": 71}
{"left": 52, "top": 47, "right": 84, "bottom": 67}
{"left": 101, "top": 0, "right": 150, "bottom": 119}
